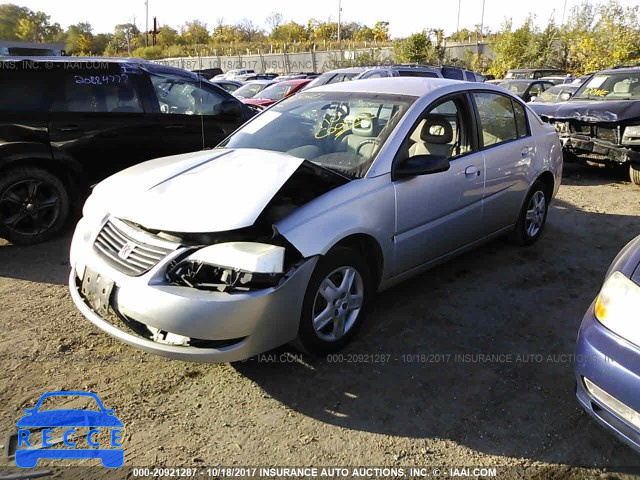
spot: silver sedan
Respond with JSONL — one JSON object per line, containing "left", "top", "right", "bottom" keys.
{"left": 69, "top": 78, "right": 563, "bottom": 362}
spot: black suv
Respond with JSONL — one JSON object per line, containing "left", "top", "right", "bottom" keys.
{"left": 0, "top": 57, "right": 254, "bottom": 244}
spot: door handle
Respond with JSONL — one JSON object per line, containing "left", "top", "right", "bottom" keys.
{"left": 521, "top": 146, "right": 533, "bottom": 157}
{"left": 465, "top": 165, "right": 480, "bottom": 177}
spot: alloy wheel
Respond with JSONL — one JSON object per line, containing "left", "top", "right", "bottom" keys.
{"left": 0, "top": 179, "right": 61, "bottom": 236}
{"left": 525, "top": 190, "right": 546, "bottom": 238}
{"left": 311, "top": 266, "right": 364, "bottom": 342}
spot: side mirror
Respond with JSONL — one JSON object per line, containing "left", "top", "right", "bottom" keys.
{"left": 559, "top": 92, "right": 572, "bottom": 101}
{"left": 219, "top": 99, "right": 243, "bottom": 117}
{"left": 528, "top": 95, "right": 537, "bottom": 102}
{"left": 394, "top": 154, "right": 450, "bottom": 179}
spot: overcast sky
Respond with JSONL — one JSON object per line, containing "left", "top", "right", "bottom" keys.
{"left": 12, "top": 0, "right": 639, "bottom": 37}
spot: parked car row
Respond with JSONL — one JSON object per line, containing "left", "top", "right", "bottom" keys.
{"left": 1, "top": 54, "right": 638, "bottom": 456}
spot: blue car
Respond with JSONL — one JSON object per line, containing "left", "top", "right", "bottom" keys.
{"left": 575, "top": 235, "right": 640, "bottom": 452}
{"left": 15, "top": 391, "right": 124, "bottom": 468}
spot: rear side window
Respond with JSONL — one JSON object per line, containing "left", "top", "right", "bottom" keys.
{"left": 472, "top": 92, "right": 518, "bottom": 147}
{"left": 398, "top": 70, "right": 438, "bottom": 78}
{"left": 151, "top": 75, "right": 225, "bottom": 115}
{"left": 441, "top": 67, "right": 464, "bottom": 80}
{"left": 53, "top": 72, "right": 144, "bottom": 113}
{"left": 0, "top": 72, "right": 49, "bottom": 112}
{"left": 513, "top": 101, "right": 529, "bottom": 138}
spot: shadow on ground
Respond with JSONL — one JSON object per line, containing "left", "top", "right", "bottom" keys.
{"left": 235, "top": 195, "right": 640, "bottom": 469}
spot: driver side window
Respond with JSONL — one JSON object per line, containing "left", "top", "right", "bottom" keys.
{"left": 150, "top": 75, "right": 224, "bottom": 116}
{"left": 407, "top": 98, "right": 470, "bottom": 159}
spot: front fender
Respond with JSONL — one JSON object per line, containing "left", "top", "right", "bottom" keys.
{"left": 276, "top": 175, "right": 396, "bottom": 279}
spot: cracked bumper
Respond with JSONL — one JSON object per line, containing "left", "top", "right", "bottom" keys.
{"left": 69, "top": 223, "right": 317, "bottom": 363}
{"left": 561, "top": 135, "right": 640, "bottom": 164}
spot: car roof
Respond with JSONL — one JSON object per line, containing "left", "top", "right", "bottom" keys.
{"left": 500, "top": 79, "right": 547, "bottom": 83}
{"left": 321, "top": 67, "right": 368, "bottom": 74}
{"left": 598, "top": 66, "right": 640, "bottom": 74}
{"left": 310, "top": 77, "right": 467, "bottom": 97}
{"left": 276, "top": 78, "right": 312, "bottom": 86}
{"left": 242, "top": 79, "right": 274, "bottom": 85}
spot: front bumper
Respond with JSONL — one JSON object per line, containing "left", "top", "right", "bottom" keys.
{"left": 575, "top": 302, "right": 640, "bottom": 452}
{"left": 560, "top": 134, "right": 640, "bottom": 165}
{"left": 69, "top": 218, "right": 317, "bottom": 363}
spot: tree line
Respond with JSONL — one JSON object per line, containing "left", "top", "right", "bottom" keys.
{"left": 0, "top": 1, "right": 639, "bottom": 76}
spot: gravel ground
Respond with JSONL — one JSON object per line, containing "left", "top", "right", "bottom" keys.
{"left": 1, "top": 163, "right": 639, "bottom": 480}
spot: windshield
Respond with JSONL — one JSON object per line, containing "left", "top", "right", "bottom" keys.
{"left": 505, "top": 72, "right": 533, "bottom": 79}
{"left": 499, "top": 81, "right": 529, "bottom": 94}
{"left": 220, "top": 91, "right": 416, "bottom": 178}
{"left": 534, "top": 85, "right": 564, "bottom": 103}
{"left": 234, "top": 83, "right": 269, "bottom": 99}
{"left": 573, "top": 72, "right": 640, "bottom": 100}
{"left": 257, "top": 82, "right": 297, "bottom": 101}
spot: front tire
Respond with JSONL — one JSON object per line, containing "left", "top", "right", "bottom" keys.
{"left": 509, "top": 180, "right": 549, "bottom": 246}
{"left": 296, "top": 248, "right": 372, "bottom": 355}
{"left": 0, "top": 167, "right": 70, "bottom": 245}
{"left": 630, "top": 163, "right": 640, "bottom": 186}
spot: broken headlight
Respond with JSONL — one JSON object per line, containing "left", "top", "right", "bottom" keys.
{"left": 622, "top": 125, "right": 640, "bottom": 146}
{"left": 167, "top": 242, "right": 285, "bottom": 292}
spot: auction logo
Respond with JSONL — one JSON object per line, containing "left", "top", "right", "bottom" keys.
{"left": 15, "top": 391, "right": 124, "bottom": 468}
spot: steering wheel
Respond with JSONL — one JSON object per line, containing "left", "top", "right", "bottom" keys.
{"left": 356, "top": 138, "right": 379, "bottom": 157}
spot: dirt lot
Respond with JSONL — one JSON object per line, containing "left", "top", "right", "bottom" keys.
{"left": 1, "top": 163, "right": 640, "bottom": 479}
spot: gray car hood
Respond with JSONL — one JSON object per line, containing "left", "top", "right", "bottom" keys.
{"left": 91, "top": 149, "right": 304, "bottom": 233}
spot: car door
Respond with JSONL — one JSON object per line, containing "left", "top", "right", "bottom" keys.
{"left": 141, "top": 74, "right": 242, "bottom": 155}
{"left": 48, "top": 65, "right": 164, "bottom": 184}
{"left": 392, "top": 93, "right": 486, "bottom": 275}
{"left": 471, "top": 92, "right": 533, "bottom": 236}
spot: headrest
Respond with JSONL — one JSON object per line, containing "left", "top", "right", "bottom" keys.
{"left": 352, "top": 113, "right": 379, "bottom": 138}
{"left": 613, "top": 81, "right": 631, "bottom": 94}
{"left": 421, "top": 115, "right": 453, "bottom": 144}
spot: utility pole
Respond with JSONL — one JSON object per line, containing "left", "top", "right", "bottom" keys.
{"left": 337, "top": 0, "right": 342, "bottom": 50}
{"left": 561, "top": 0, "right": 568, "bottom": 25}
{"left": 456, "top": 0, "right": 461, "bottom": 33}
{"left": 479, "top": 0, "right": 486, "bottom": 40}
{"left": 145, "top": 0, "right": 149, "bottom": 47}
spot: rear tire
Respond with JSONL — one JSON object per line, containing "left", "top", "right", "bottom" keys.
{"left": 0, "top": 167, "right": 70, "bottom": 245}
{"left": 630, "top": 163, "right": 640, "bottom": 186}
{"left": 509, "top": 180, "right": 549, "bottom": 246}
{"left": 296, "top": 247, "right": 372, "bottom": 355}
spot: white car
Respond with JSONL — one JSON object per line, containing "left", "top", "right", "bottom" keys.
{"left": 69, "top": 78, "right": 563, "bottom": 363}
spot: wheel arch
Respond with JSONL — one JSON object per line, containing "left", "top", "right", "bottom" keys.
{"left": 0, "top": 148, "right": 88, "bottom": 202}
{"left": 323, "top": 233, "right": 385, "bottom": 290}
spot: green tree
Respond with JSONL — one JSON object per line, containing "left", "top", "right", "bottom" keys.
{"left": 372, "top": 21, "right": 390, "bottom": 43}
{"left": 115, "top": 23, "right": 140, "bottom": 55}
{"left": 270, "top": 21, "right": 308, "bottom": 43}
{"left": 395, "top": 30, "right": 433, "bottom": 64}
{"left": 66, "top": 22, "right": 94, "bottom": 55}
{"left": 156, "top": 25, "right": 179, "bottom": 47}
{"left": 180, "top": 20, "right": 209, "bottom": 45}
{"left": 0, "top": 4, "right": 31, "bottom": 40}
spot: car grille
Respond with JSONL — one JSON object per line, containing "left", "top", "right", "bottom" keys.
{"left": 93, "top": 219, "right": 178, "bottom": 276}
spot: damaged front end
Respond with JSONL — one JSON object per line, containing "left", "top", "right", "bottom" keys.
{"left": 548, "top": 118, "right": 640, "bottom": 165}
{"left": 109, "top": 159, "right": 350, "bottom": 294}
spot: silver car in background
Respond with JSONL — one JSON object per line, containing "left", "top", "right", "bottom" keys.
{"left": 69, "top": 78, "right": 563, "bottom": 363}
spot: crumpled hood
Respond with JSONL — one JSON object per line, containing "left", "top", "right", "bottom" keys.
{"left": 90, "top": 149, "right": 304, "bottom": 233}
{"left": 533, "top": 99, "right": 640, "bottom": 123}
